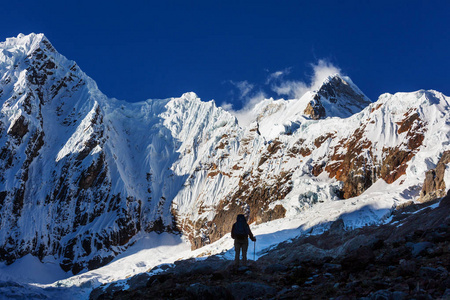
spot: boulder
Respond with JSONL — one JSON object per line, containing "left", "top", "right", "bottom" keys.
{"left": 407, "top": 242, "right": 434, "bottom": 257}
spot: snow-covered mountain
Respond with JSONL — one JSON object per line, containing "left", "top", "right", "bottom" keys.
{"left": 0, "top": 33, "right": 449, "bottom": 275}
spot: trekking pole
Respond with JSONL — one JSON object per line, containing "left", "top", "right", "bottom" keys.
{"left": 253, "top": 240, "right": 256, "bottom": 261}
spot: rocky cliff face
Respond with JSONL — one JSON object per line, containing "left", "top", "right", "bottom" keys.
{"left": 419, "top": 151, "right": 450, "bottom": 203}
{"left": 1, "top": 33, "right": 450, "bottom": 274}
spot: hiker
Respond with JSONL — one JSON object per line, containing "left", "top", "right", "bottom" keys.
{"left": 231, "top": 214, "right": 256, "bottom": 266}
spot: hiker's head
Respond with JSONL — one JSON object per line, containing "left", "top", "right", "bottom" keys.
{"left": 237, "top": 214, "right": 246, "bottom": 222}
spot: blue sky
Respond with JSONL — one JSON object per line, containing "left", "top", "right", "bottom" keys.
{"left": 1, "top": 1, "right": 449, "bottom": 109}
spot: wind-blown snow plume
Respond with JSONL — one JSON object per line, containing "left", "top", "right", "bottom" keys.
{"left": 271, "top": 59, "right": 342, "bottom": 99}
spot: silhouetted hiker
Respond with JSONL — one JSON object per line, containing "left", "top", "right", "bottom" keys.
{"left": 231, "top": 214, "right": 256, "bottom": 266}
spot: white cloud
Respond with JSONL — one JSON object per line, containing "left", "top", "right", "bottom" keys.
{"left": 220, "top": 102, "right": 234, "bottom": 111}
{"left": 271, "top": 80, "right": 309, "bottom": 99}
{"left": 270, "top": 59, "right": 341, "bottom": 99}
{"left": 229, "top": 80, "right": 254, "bottom": 99}
{"left": 221, "top": 90, "right": 268, "bottom": 127}
{"left": 265, "top": 67, "right": 292, "bottom": 84}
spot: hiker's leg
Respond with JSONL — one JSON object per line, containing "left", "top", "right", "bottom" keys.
{"left": 242, "top": 240, "right": 248, "bottom": 265}
{"left": 234, "top": 241, "right": 241, "bottom": 266}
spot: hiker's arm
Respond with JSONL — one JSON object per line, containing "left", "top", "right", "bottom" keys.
{"left": 248, "top": 225, "right": 256, "bottom": 241}
{"left": 231, "top": 224, "right": 235, "bottom": 239}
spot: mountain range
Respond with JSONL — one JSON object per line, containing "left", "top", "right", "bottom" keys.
{"left": 0, "top": 33, "right": 449, "bottom": 276}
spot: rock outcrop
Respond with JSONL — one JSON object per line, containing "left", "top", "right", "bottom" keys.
{"left": 303, "top": 97, "right": 326, "bottom": 120}
{"left": 419, "top": 151, "right": 450, "bottom": 203}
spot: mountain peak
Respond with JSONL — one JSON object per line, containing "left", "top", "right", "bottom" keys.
{"left": 180, "top": 92, "right": 199, "bottom": 101}
{"left": 320, "top": 73, "right": 342, "bottom": 85}
{"left": 1, "top": 33, "right": 52, "bottom": 55}
{"left": 307, "top": 74, "right": 372, "bottom": 119}
{"left": 316, "top": 74, "right": 370, "bottom": 102}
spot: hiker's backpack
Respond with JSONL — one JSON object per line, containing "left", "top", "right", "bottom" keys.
{"left": 233, "top": 215, "right": 249, "bottom": 239}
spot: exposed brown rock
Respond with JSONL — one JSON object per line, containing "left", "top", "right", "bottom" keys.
{"left": 215, "top": 134, "right": 229, "bottom": 150}
{"left": 303, "top": 96, "right": 326, "bottom": 120}
{"left": 380, "top": 113, "right": 426, "bottom": 184}
{"left": 370, "top": 103, "right": 383, "bottom": 113}
{"left": 312, "top": 163, "right": 324, "bottom": 176}
{"left": 207, "top": 163, "right": 231, "bottom": 178}
{"left": 299, "top": 147, "right": 312, "bottom": 157}
{"left": 288, "top": 138, "right": 311, "bottom": 157}
{"left": 314, "top": 133, "right": 335, "bottom": 148}
{"left": 324, "top": 124, "right": 375, "bottom": 198}
{"left": 186, "top": 171, "right": 291, "bottom": 250}
{"left": 419, "top": 151, "right": 450, "bottom": 203}
{"left": 397, "top": 111, "right": 420, "bottom": 134}
{"left": 323, "top": 112, "right": 426, "bottom": 198}
{"left": 380, "top": 147, "right": 414, "bottom": 184}
{"left": 267, "top": 139, "right": 283, "bottom": 155}
{"left": 258, "top": 139, "right": 284, "bottom": 167}
{"left": 232, "top": 164, "right": 241, "bottom": 170}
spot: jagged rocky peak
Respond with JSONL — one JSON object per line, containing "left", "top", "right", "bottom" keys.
{"left": 317, "top": 74, "right": 369, "bottom": 102}
{"left": 1, "top": 33, "right": 57, "bottom": 77}
{"left": 304, "top": 74, "right": 372, "bottom": 119}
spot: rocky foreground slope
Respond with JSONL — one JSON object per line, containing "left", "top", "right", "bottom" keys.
{"left": 91, "top": 191, "right": 450, "bottom": 299}
{"left": 1, "top": 33, "right": 450, "bottom": 275}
